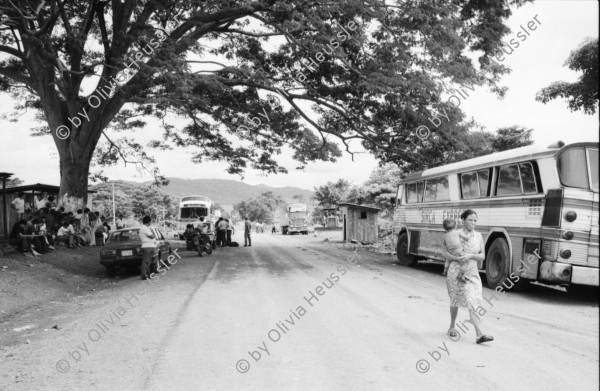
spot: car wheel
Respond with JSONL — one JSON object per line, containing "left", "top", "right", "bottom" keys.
{"left": 164, "top": 249, "right": 172, "bottom": 266}
{"left": 153, "top": 253, "right": 161, "bottom": 273}
{"left": 106, "top": 266, "right": 116, "bottom": 277}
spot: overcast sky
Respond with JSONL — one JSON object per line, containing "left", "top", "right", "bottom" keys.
{"left": 0, "top": 0, "right": 598, "bottom": 191}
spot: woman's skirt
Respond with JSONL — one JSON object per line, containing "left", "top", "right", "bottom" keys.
{"left": 446, "top": 260, "right": 482, "bottom": 310}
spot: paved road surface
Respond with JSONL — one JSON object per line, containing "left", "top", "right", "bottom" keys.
{"left": 1, "top": 231, "right": 598, "bottom": 390}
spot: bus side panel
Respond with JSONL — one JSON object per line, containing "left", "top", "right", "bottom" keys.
{"left": 417, "top": 229, "right": 444, "bottom": 260}
{"left": 391, "top": 206, "right": 409, "bottom": 249}
{"left": 589, "top": 193, "right": 599, "bottom": 271}
{"left": 561, "top": 188, "right": 598, "bottom": 269}
{"left": 510, "top": 236, "right": 524, "bottom": 275}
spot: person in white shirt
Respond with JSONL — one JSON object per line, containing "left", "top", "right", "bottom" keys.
{"left": 35, "top": 217, "right": 55, "bottom": 250}
{"left": 116, "top": 215, "right": 125, "bottom": 230}
{"left": 216, "top": 217, "right": 228, "bottom": 247}
{"left": 11, "top": 192, "right": 25, "bottom": 219}
{"left": 35, "top": 193, "right": 48, "bottom": 210}
{"left": 57, "top": 221, "right": 76, "bottom": 248}
{"left": 139, "top": 215, "right": 156, "bottom": 280}
{"left": 226, "top": 219, "right": 234, "bottom": 246}
{"left": 92, "top": 217, "right": 104, "bottom": 245}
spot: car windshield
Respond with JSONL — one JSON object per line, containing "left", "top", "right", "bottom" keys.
{"left": 107, "top": 229, "right": 140, "bottom": 243}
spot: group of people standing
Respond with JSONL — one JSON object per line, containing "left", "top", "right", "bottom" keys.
{"left": 212, "top": 216, "right": 253, "bottom": 247}
{"left": 215, "top": 217, "right": 235, "bottom": 247}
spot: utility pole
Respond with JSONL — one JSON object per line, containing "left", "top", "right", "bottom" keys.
{"left": 112, "top": 183, "right": 116, "bottom": 228}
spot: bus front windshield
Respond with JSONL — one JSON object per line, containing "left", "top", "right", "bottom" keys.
{"left": 180, "top": 207, "right": 208, "bottom": 219}
{"left": 557, "top": 147, "right": 599, "bottom": 191}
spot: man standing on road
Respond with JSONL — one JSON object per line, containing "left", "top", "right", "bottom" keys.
{"left": 226, "top": 219, "right": 234, "bottom": 246}
{"left": 139, "top": 215, "right": 156, "bottom": 280}
{"left": 216, "top": 217, "right": 228, "bottom": 247}
{"left": 244, "top": 216, "right": 252, "bottom": 247}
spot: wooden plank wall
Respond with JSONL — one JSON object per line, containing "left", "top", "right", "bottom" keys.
{"left": 342, "top": 206, "right": 379, "bottom": 243}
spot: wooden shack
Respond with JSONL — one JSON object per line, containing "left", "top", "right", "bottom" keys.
{"left": 338, "top": 203, "right": 380, "bottom": 244}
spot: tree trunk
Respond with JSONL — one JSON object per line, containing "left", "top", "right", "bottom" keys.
{"left": 57, "top": 146, "right": 94, "bottom": 212}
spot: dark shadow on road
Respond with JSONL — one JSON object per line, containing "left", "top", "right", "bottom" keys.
{"left": 391, "top": 259, "right": 599, "bottom": 307}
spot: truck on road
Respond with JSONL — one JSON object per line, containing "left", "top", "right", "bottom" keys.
{"left": 279, "top": 204, "right": 309, "bottom": 235}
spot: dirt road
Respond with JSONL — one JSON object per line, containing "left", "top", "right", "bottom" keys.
{"left": 1, "top": 231, "right": 598, "bottom": 390}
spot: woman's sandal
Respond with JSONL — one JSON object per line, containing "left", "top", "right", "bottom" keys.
{"left": 476, "top": 335, "right": 494, "bottom": 344}
{"left": 447, "top": 329, "right": 459, "bottom": 338}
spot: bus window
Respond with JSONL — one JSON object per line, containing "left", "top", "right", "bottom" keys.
{"left": 437, "top": 177, "right": 450, "bottom": 200}
{"left": 407, "top": 181, "right": 425, "bottom": 203}
{"left": 424, "top": 177, "right": 450, "bottom": 202}
{"left": 558, "top": 148, "right": 588, "bottom": 189}
{"left": 396, "top": 184, "right": 404, "bottom": 205}
{"left": 478, "top": 169, "right": 490, "bottom": 196}
{"left": 588, "top": 149, "right": 598, "bottom": 191}
{"left": 496, "top": 164, "right": 522, "bottom": 196}
{"left": 460, "top": 171, "right": 479, "bottom": 198}
{"left": 180, "top": 207, "right": 208, "bottom": 219}
{"left": 520, "top": 163, "right": 538, "bottom": 194}
{"left": 416, "top": 181, "right": 424, "bottom": 202}
{"left": 407, "top": 183, "right": 418, "bottom": 203}
{"left": 424, "top": 180, "right": 437, "bottom": 202}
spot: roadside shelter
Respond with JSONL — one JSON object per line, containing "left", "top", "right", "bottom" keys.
{"left": 338, "top": 203, "right": 381, "bottom": 244}
{"left": 0, "top": 183, "right": 95, "bottom": 240}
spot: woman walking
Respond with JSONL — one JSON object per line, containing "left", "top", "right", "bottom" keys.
{"left": 443, "top": 209, "right": 494, "bottom": 344}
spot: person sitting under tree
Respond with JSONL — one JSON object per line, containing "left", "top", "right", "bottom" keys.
{"left": 9, "top": 220, "right": 39, "bottom": 256}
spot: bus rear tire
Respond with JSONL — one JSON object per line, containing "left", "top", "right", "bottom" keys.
{"left": 485, "top": 238, "right": 528, "bottom": 291}
{"left": 396, "top": 233, "right": 418, "bottom": 266}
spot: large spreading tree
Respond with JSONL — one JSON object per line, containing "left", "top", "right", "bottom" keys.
{"left": 536, "top": 37, "right": 598, "bottom": 115}
{"left": 0, "top": 0, "right": 530, "bottom": 210}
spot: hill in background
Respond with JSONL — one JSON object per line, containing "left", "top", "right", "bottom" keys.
{"left": 143, "top": 178, "right": 314, "bottom": 208}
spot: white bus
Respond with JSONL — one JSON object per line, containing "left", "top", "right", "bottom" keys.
{"left": 392, "top": 142, "right": 598, "bottom": 291}
{"left": 178, "top": 195, "right": 212, "bottom": 223}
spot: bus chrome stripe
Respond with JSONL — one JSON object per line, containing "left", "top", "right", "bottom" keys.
{"left": 401, "top": 196, "right": 596, "bottom": 210}
{"left": 403, "top": 196, "right": 546, "bottom": 208}
{"left": 403, "top": 224, "right": 597, "bottom": 243}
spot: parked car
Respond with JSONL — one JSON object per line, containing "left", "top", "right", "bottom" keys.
{"left": 99, "top": 227, "right": 172, "bottom": 277}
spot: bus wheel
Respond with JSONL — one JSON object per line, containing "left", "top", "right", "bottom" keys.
{"left": 485, "top": 238, "right": 509, "bottom": 289}
{"left": 396, "top": 233, "right": 417, "bottom": 266}
{"left": 485, "top": 238, "right": 528, "bottom": 291}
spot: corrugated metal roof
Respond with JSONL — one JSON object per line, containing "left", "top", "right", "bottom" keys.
{"left": 3, "top": 183, "right": 97, "bottom": 193}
